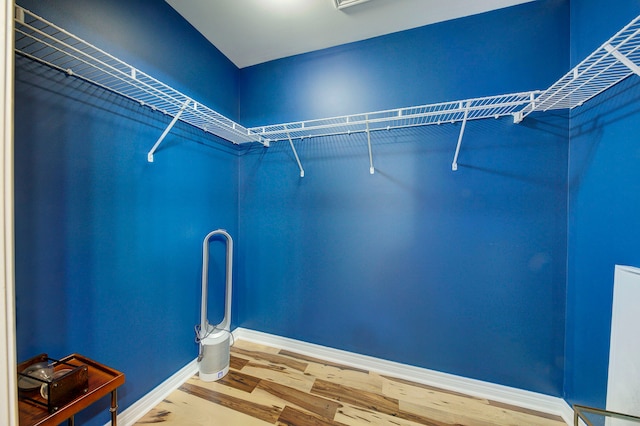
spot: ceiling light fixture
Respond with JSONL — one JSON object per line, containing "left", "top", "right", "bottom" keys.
{"left": 333, "top": 0, "right": 373, "bottom": 9}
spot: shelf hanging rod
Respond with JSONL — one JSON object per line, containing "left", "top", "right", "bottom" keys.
{"left": 147, "top": 99, "right": 191, "bottom": 162}
{"left": 285, "top": 126, "right": 305, "bottom": 178}
{"left": 15, "top": 14, "right": 189, "bottom": 113}
{"left": 251, "top": 91, "right": 539, "bottom": 143}
{"left": 365, "top": 116, "right": 375, "bottom": 175}
{"left": 452, "top": 104, "right": 469, "bottom": 171}
{"left": 14, "top": 6, "right": 264, "bottom": 148}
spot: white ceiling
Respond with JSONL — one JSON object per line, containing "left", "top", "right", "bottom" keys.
{"left": 165, "top": 0, "right": 535, "bottom": 69}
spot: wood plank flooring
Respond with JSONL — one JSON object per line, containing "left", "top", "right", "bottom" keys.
{"left": 135, "top": 340, "right": 566, "bottom": 426}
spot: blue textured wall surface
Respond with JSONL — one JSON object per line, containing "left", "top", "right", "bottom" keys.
{"left": 14, "top": 0, "right": 239, "bottom": 425}
{"left": 17, "top": 0, "right": 640, "bottom": 419}
{"left": 237, "top": 0, "right": 569, "bottom": 396}
{"left": 565, "top": 0, "right": 640, "bottom": 408}
{"left": 239, "top": 1, "right": 568, "bottom": 126}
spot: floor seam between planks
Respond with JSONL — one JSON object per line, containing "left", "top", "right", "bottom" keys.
{"left": 136, "top": 340, "right": 566, "bottom": 426}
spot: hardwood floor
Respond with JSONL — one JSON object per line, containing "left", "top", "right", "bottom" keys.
{"left": 136, "top": 340, "right": 566, "bottom": 426}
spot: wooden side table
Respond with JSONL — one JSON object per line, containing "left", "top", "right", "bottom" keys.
{"left": 18, "top": 354, "right": 125, "bottom": 426}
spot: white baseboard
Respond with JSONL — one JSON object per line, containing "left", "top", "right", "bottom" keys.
{"left": 233, "top": 327, "right": 575, "bottom": 425}
{"left": 110, "top": 358, "right": 198, "bottom": 426}
{"left": 113, "top": 328, "right": 575, "bottom": 425}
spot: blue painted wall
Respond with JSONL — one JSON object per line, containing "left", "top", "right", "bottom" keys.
{"left": 237, "top": 0, "right": 569, "bottom": 396}
{"left": 14, "top": 0, "right": 240, "bottom": 424}
{"left": 17, "top": 0, "right": 640, "bottom": 419}
{"left": 239, "top": 1, "right": 568, "bottom": 127}
{"left": 565, "top": 0, "right": 640, "bottom": 408}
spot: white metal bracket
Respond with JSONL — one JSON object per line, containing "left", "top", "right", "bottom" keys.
{"left": 513, "top": 92, "right": 538, "bottom": 124}
{"left": 15, "top": 5, "right": 24, "bottom": 23}
{"left": 147, "top": 99, "right": 191, "bottom": 162}
{"left": 285, "top": 126, "right": 305, "bottom": 178}
{"left": 513, "top": 111, "right": 523, "bottom": 124}
{"left": 365, "top": 116, "right": 375, "bottom": 174}
{"left": 604, "top": 43, "right": 640, "bottom": 76}
{"left": 452, "top": 103, "right": 469, "bottom": 171}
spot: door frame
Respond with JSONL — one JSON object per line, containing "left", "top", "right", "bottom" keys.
{"left": 0, "top": 0, "right": 17, "bottom": 424}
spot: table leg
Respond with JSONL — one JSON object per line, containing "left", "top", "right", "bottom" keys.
{"left": 110, "top": 388, "right": 118, "bottom": 425}
{"left": 67, "top": 415, "right": 74, "bottom": 426}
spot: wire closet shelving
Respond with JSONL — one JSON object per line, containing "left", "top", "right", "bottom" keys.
{"left": 250, "top": 92, "right": 540, "bottom": 143}
{"left": 249, "top": 91, "right": 540, "bottom": 175}
{"left": 12, "top": 5, "right": 640, "bottom": 174}
{"left": 13, "top": 5, "right": 267, "bottom": 162}
{"left": 515, "top": 13, "right": 640, "bottom": 123}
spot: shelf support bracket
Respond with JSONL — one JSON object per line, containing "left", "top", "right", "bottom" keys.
{"left": 513, "top": 92, "right": 537, "bottom": 124}
{"left": 285, "top": 127, "right": 305, "bottom": 178}
{"left": 452, "top": 104, "right": 469, "bottom": 171}
{"left": 365, "top": 116, "right": 375, "bottom": 174}
{"left": 604, "top": 43, "right": 640, "bottom": 76}
{"left": 147, "top": 99, "right": 191, "bottom": 162}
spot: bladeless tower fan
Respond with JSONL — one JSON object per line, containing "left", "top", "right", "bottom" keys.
{"left": 196, "top": 229, "right": 233, "bottom": 381}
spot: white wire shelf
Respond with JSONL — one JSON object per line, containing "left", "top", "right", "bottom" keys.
{"left": 13, "top": 4, "right": 640, "bottom": 173}
{"left": 516, "top": 14, "right": 640, "bottom": 122}
{"left": 13, "top": 5, "right": 265, "bottom": 160}
{"left": 250, "top": 91, "right": 539, "bottom": 143}
{"left": 248, "top": 91, "right": 540, "bottom": 175}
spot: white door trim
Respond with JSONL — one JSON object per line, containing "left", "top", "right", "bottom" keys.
{"left": 0, "top": 0, "right": 17, "bottom": 424}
